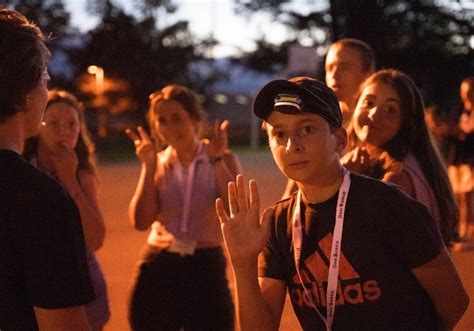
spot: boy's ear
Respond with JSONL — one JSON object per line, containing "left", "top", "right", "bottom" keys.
{"left": 334, "top": 127, "right": 347, "bottom": 154}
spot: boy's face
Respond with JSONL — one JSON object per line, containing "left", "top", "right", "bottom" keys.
{"left": 265, "top": 111, "right": 346, "bottom": 185}
{"left": 325, "top": 45, "right": 369, "bottom": 109}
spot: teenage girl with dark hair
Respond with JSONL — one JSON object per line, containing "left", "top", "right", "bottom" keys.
{"left": 24, "top": 89, "right": 110, "bottom": 330}
{"left": 342, "top": 69, "right": 459, "bottom": 247}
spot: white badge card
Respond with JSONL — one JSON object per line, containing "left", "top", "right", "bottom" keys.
{"left": 168, "top": 238, "right": 197, "bottom": 256}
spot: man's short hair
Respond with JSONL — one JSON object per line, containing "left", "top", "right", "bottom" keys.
{"left": 0, "top": 9, "right": 50, "bottom": 123}
{"left": 331, "top": 38, "right": 376, "bottom": 73}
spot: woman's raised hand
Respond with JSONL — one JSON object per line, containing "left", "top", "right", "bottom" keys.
{"left": 51, "top": 143, "right": 78, "bottom": 181}
{"left": 208, "top": 120, "right": 229, "bottom": 159}
{"left": 341, "top": 146, "right": 373, "bottom": 175}
{"left": 215, "top": 174, "right": 273, "bottom": 267}
{"left": 125, "top": 126, "right": 157, "bottom": 166}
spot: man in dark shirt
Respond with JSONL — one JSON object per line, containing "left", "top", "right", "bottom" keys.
{"left": 0, "top": 9, "right": 94, "bottom": 330}
{"left": 216, "top": 77, "right": 469, "bottom": 330}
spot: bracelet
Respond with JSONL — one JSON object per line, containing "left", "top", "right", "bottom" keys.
{"left": 209, "top": 156, "right": 223, "bottom": 164}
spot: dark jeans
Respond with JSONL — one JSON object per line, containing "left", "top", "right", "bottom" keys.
{"left": 129, "top": 246, "right": 234, "bottom": 331}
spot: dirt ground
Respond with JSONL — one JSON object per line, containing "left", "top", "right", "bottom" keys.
{"left": 95, "top": 150, "right": 473, "bottom": 331}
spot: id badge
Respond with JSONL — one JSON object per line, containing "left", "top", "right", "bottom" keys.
{"left": 168, "top": 238, "right": 197, "bottom": 256}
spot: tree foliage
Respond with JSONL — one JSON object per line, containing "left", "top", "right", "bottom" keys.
{"left": 6, "top": 0, "right": 71, "bottom": 35}
{"left": 70, "top": 1, "right": 206, "bottom": 113}
{"left": 9, "top": 0, "right": 219, "bottom": 136}
{"left": 233, "top": 0, "right": 474, "bottom": 109}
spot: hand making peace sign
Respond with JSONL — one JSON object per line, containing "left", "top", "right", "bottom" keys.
{"left": 207, "top": 120, "right": 230, "bottom": 159}
{"left": 125, "top": 126, "right": 157, "bottom": 166}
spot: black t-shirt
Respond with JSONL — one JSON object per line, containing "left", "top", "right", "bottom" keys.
{"left": 259, "top": 173, "right": 444, "bottom": 330}
{"left": 0, "top": 150, "right": 95, "bottom": 330}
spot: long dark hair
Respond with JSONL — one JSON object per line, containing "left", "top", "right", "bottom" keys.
{"left": 353, "top": 69, "right": 459, "bottom": 245}
{"left": 23, "top": 89, "right": 97, "bottom": 176}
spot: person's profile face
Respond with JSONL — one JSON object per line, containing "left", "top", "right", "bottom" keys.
{"left": 265, "top": 110, "right": 345, "bottom": 185}
{"left": 353, "top": 82, "right": 402, "bottom": 148}
{"left": 24, "top": 69, "right": 50, "bottom": 138}
{"left": 325, "top": 45, "right": 369, "bottom": 109}
{"left": 39, "top": 102, "right": 81, "bottom": 152}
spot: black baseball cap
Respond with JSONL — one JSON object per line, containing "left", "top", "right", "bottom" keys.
{"left": 253, "top": 76, "right": 342, "bottom": 128}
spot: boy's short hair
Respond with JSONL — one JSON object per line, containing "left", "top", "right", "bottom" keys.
{"left": 254, "top": 77, "right": 342, "bottom": 128}
{"left": 331, "top": 38, "right": 376, "bottom": 73}
{"left": 0, "top": 9, "right": 50, "bottom": 122}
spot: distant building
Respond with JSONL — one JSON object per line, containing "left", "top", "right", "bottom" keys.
{"left": 200, "top": 58, "right": 273, "bottom": 146}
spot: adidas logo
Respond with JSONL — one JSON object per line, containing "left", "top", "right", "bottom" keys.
{"left": 290, "top": 233, "right": 382, "bottom": 308}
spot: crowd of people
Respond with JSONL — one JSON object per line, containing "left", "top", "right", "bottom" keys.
{"left": 0, "top": 7, "right": 472, "bottom": 331}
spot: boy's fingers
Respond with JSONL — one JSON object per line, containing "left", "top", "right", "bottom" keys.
{"left": 216, "top": 198, "right": 230, "bottom": 224}
{"left": 228, "top": 182, "right": 239, "bottom": 217}
{"left": 236, "top": 174, "right": 248, "bottom": 211}
{"left": 249, "top": 179, "right": 259, "bottom": 210}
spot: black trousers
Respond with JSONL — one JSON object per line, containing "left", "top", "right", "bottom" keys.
{"left": 129, "top": 246, "right": 234, "bottom": 331}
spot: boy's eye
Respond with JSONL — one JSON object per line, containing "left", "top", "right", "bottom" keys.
{"left": 275, "top": 131, "right": 285, "bottom": 139}
{"left": 302, "top": 126, "right": 314, "bottom": 134}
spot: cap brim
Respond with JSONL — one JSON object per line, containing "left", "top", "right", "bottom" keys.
{"left": 254, "top": 80, "right": 305, "bottom": 120}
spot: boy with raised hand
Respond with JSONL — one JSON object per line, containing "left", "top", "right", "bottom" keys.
{"left": 216, "top": 77, "right": 469, "bottom": 330}
{"left": 282, "top": 38, "right": 376, "bottom": 198}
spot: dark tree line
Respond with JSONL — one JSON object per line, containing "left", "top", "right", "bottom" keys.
{"left": 233, "top": 0, "right": 474, "bottom": 110}
{"left": 6, "top": 0, "right": 220, "bottom": 126}
{"left": 6, "top": 0, "right": 474, "bottom": 120}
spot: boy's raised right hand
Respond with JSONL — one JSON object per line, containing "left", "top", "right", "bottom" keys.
{"left": 216, "top": 174, "right": 274, "bottom": 268}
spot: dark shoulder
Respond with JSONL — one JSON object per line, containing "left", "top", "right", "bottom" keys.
{"left": 2, "top": 151, "right": 71, "bottom": 204}
{"left": 349, "top": 171, "right": 414, "bottom": 203}
{"left": 349, "top": 171, "right": 431, "bottom": 217}
{"left": 271, "top": 193, "right": 296, "bottom": 226}
{"left": 383, "top": 169, "right": 415, "bottom": 198}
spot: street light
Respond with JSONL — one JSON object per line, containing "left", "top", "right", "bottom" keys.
{"left": 87, "top": 65, "right": 104, "bottom": 96}
{"left": 87, "top": 65, "right": 106, "bottom": 137}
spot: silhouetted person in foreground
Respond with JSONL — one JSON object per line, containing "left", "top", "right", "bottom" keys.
{"left": 0, "top": 9, "right": 94, "bottom": 330}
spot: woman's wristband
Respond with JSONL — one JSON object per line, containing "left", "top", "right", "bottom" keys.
{"left": 209, "top": 156, "right": 223, "bottom": 164}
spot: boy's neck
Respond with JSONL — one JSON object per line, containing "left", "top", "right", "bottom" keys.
{"left": 297, "top": 165, "right": 345, "bottom": 204}
{"left": 0, "top": 115, "right": 26, "bottom": 153}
